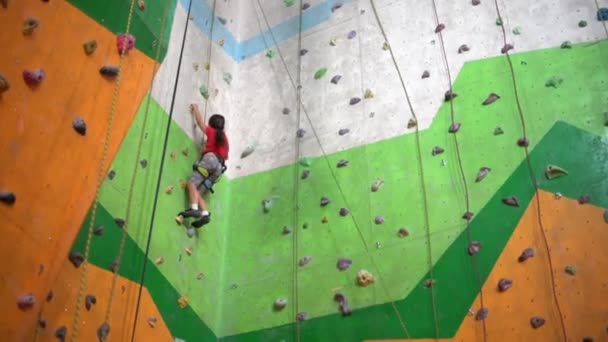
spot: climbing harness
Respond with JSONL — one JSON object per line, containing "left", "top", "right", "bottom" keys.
{"left": 192, "top": 152, "right": 227, "bottom": 194}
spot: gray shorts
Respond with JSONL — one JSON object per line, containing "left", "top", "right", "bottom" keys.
{"left": 190, "top": 153, "right": 222, "bottom": 194}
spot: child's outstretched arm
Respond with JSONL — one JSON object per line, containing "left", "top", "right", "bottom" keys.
{"left": 191, "top": 104, "right": 206, "bottom": 131}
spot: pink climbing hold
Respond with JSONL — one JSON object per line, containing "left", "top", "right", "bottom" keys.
{"left": 501, "top": 43, "right": 514, "bottom": 54}
{"left": 117, "top": 33, "right": 136, "bottom": 55}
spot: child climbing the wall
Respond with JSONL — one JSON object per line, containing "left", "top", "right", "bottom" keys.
{"left": 176, "top": 104, "right": 229, "bottom": 228}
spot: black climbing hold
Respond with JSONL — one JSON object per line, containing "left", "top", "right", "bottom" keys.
{"left": 339, "top": 208, "right": 349, "bottom": 216}
{"left": 545, "top": 76, "right": 563, "bottom": 88}
{"left": 282, "top": 226, "right": 292, "bottom": 234}
{"left": 72, "top": 116, "right": 87, "bottom": 136}
{"left": 347, "top": 30, "right": 357, "bottom": 39}
{"left": 94, "top": 225, "right": 104, "bottom": 236}
{"left": 23, "top": 17, "right": 40, "bottom": 35}
{"left": 561, "top": 41, "right": 572, "bottom": 49}
{"left": 467, "top": 241, "right": 481, "bottom": 256}
{"left": 431, "top": 146, "right": 444, "bottom": 156}
{"left": 300, "top": 49, "right": 308, "bottom": 56}
{"left": 458, "top": 44, "right": 470, "bottom": 53}
{"left": 434, "top": 23, "right": 445, "bottom": 33}
{"left": 296, "top": 128, "right": 306, "bottom": 138}
{"left": 494, "top": 127, "right": 504, "bottom": 135}
{"left": 114, "top": 218, "right": 126, "bottom": 228}
{"left": 482, "top": 93, "right": 500, "bottom": 105}
{"left": 518, "top": 247, "right": 535, "bottom": 262}
{"left": 68, "top": 251, "right": 84, "bottom": 268}
{"left": 299, "top": 256, "right": 312, "bottom": 266}
{"left": 331, "top": 3, "right": 342, "bottom": 12}
{"left": 598, "top": 7, "right": 608, "bottom": 21}
{"left": 97, "top": 322, "right": 110, "bottom": 342}
{"left": 17, "top": 293, "right": 36, "bottom": 310}
{"left": 39, "top": 320, "right": 47, "bottom": 329}
{"left": 0, "top": 191, "right": 16, "bottom": 205}
{"left": 55, "top": 326, "right": 67, "bottom": 342}
{"left": 302, "top": 3, "right": 310, "bottom": 10}
{"left": 46, "top": 290, "right": 53, "bottom": 302}
{"left": 448, "top": 122, "right": 461, "bottom": 133}
{"left": 337, "top": 159, "right": 349, "bottom": 168}
{"left": 85, "top": 294, "right": 97, "bottom": 311}
{"left": 530, "top": 316, "right": 545, "bottom": 329}
{"left": 331, "top": 75, "right": 342, "bottom": 84}
{"left": 296, "top": 312, "right": 308, "bottom": 321}
{"left": 498, "top": 278, "right": 513, "bottom": 292}
{"left": 444, "top": 90, "right": 457, "bottom": 102}
{"left": 0, "top": 73, "right": 10, "bottom": 94}
{"left": 578, "top": 20, "right": 587, "bottom": 28}
{"left": 501, "top": 44, "right": 514, "bottom": 54}
{"left": 99, "top": 65, "right": 119, "bottom": 77}
{"left": 578, "top": 195, "right": 590, "bottom": 204}
{"left": 320, "top": 197, "right": 330, "bottom": 206}
{"left": 475, "top": 167, "right": 491, "bottom": 182}
{"left": 337, "top": 258, "right": 352, "bottom": 270}
{"left": 338, "top": 128, "right": 350, "bottom": 136}
{"left": 282, "top": 107, "right": 290, "bottom": 115}
{"left": 517, "top": 137, "right": 529, "bottom": 147}
{"left": 301, "top": 170, "right": 310, "bottom": 179}
{"left": 475, "top": 307, "right": 488, "bottom": 320}
{"left": 603, "top": 209, "right": 608, "bottom": 224}
{"left": 349, "top": 97, "right": 361, "bottom": 105}
{"left": 502, "top": 196, "right": 520, "bottom": 207}
{"left": 23, "top": 69, "right": 45, "bottom": 86}
{"left": 217, "top": 17, "right": 227, "bottom": 25}
{"left": 140, "top": 159, "right": 148, "bottom": 168}
{"left": 421, "top": 70, "right": 430, "bottom": 79}
{"left": 109, "top": 260, "right": 119, "bottom": 273}
{"left": 582, "top": 337, "right": 594, "bottom": 342}
{"left": 472, "top": 0, "right": 480, "bottom": 5}
{"left": 462, "top": 211, "right": 473, "bottom": 220}
{"left": 334, "top": 293, "right": 352, "bottom": 316}
{"left": 107, "top": 170, "right": 116, "bottom": 180}
{"left": 1, "top": 0, "right": 7, "bottom": 8}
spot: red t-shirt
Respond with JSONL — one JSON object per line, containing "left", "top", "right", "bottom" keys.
{"left": 202, "top": 126, "right": 229, "bottom": 160}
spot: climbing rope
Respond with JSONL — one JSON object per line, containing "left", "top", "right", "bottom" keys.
{"left": 491, "top": 1, "right": 569, "bottom": 340}
{"left": 254, "top": 1, "right": 411, "bottom": 338}
{"left": 202, "top": 0, "right": 218, "bottom": 122}
{"left": 69, "top": 0, "right": 139, "bottom": 340}
{"left": 428, "top": 0, "right": 488, "bottom": 340}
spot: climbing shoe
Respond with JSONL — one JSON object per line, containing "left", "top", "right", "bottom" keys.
{"left": 175, "top": 208, "right": 202, "bottom": 225}
{"left": 192, "top": 213, "right": 211, "bottom": 228}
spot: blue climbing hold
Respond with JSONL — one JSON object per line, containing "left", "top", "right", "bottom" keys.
{"left": 598, "top": 8, "right": 608, "bottom": 21}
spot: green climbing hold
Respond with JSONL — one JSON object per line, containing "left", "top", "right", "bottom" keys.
{"left": 545, "top": 165, "right": 568, "bottom": 180}
{"left": 199, "top": 85, "right": 209, "bottom": 100}
{"left": 578, "top": 20, "right": 587, "bottom": 28}
{"left": 300, "top": 157, "right": 313, "bottom": 167}
{"left": 217, "top": 17, "right": 227, "bottom": 25}
{"left": 564, "top": 265, "right": 577, "bottom": 275}
{"left": 512, "top": 26, "right": 522, "bottom": 35}
{"left": 603, "top": 209, "right": 608, "bottom": 223}
{"left": 604, "top": 112, "right": 608, "bottom": 126}
{"left": 496, "top": 17, "right": 503, "bottom": 26}
{"left": 545, "top": 76, "right": 563, "bottom": 88}
{"left": 314, "top": 68, "right": 328, "bottom": 80}
{"left": 561, "top": 41, "right": 572, "bottom": 49}
{"left": 284, "top": 0, "right": 295, "bottom": 7}
{"left": 223, "top": 72, "right": 232, "bottom": 85}
{"left": 493, "top": 127, "right": 504, "bottom": 135}
{"left": 266, "top": 50, "right": 275, "bottom": 58}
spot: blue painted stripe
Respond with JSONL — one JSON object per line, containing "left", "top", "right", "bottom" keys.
{"left": 180, "top": 0, "right": 352, "bottom": 62}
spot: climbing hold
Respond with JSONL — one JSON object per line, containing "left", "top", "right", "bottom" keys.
{"left": 109, "top": 260, "right": 119, "bottom": 273}
{"left": 498, "top": 278, "right": 513, "bottom": 292}
{"left": 448, "top": 122, "right": 461, "bottom": 133}
{"left": 299, "top": 256, "right": 312, "bottom": 267}
{"left": 97, "top": 322, "right": 110, "bottom": 342}
{"left": 349, "top": 97, "right": 361, "bottom": 105}
{"left": 284, "top": 0, "right": 295, "bottom": 7}
{"left": 502, "top": 196, "right": 520, "bottom": 207}
{"left": 182, "top": 148, "right": 189, "bottom": 156}
{"left": 421, "top": 70, "right": 430, "bottom": 79}
{"left": 472, "top": 0, "right": 480, "bottom": 5}
{"left": 496, "top": 17, "right": 503, "bottom": 26}
{"left": 331, "top": 3, "right": 342, "bottom": 12}
{"left": 55, "top": 326, "right": 67, "bottom": 342}
{"left": 444, "top": 90, "right": 457, "bottom": 102}
{"left": 334, "top": 293, "right": 352, "bottom": 316}
{"left": 155, "top": 256, "right": 164, "bottom": 265}
{"left": 462, "top": 211, "right": 473, "bottom": 220}
{"left": 302, "top": 222, "right": 309, "bottom": 229}
{"left": 23, "top": 17, "right": 40, "bottom": 35}
{"left": 518, "top": 248, "right": 535, "bottom": 262}
{"left": 578, "top": 195, "right": 591, "bottom": 204}
{"left": 468, "top": 241, "right": 482, "bottom": 256}
{"left": 530, "top": 316, "right": 545, "bottom": 329}
{"left": 604, "top": 112, "right": 608, "bottom": 126}
{"left": 300, "top": 157, "right": 312, "bottom": 166}
{"left": 0, "top": 191, "right": 16, "bottom": 205}
{"left": 398, "top": 228, "right": 409, "bottom": 237}
{"left": 337, "top": 258, "right": 352, "bottom": 270}
{"left": 69, "top": 251, "right": 84, "bottom": 268}
{"left": 338, "top": 128, "right": 350, "bottom": 136}
{"left": 578, "top": 20, "right": 587, "bottom": 28}
{"left": 116, "top": 33, "right": 136, "bottom": 55}
{"left": 83, "top": 40, "right": 97, "bottom": 55}
{"left": 301, "top": 170, "right": 310, "bottom": 179}
{"left": 282, "top": 107, "right": 290, "bottom": 115}
{"left": 493, "top": 127, "right": 504, "bottom": 135}
{"left": 565, "top": 265, "right": 577, "bottom": 275}
{"left": 1, "top": 0, "right": 6, "bottom": 8}
{"left": 204, "top": 62, "right": 210, "bottom": 70}
{"left": 598, "top": 7, "right": 608, "bottom": 21}
{"left": 178, "top": 295, "right": 189, "bottom": 308}
{"left": 371, "top": 179, "right": 384, "bottom": 192}
{"left": 147, "top": 316, "right": 157, "bottom": 328}
{"left": 424, "top": 279, "right": 436, "bottom": 288}
{"left": 458, "top": 44, "right": 470, "bottom": 53}
{"left": 347, "top": 30, "right": 357, "bottom": 39}
{"left": 85, "top": 294, "right": 97, "bottom": 311}
{"left": 39, "top": 320, "right": 46, "bottom": 329}
{"left": 314, "top": 68, "right": 328, "bottom": 80}
{"left": 512, "top": 26, "right": 522, "bottom": 35}
{"left": 357, "top": 270, "right": 374, "bottom": 286}
{"left": 46, "top": 290, "right": 53, "bottom": 302}
{"left": 475, "top": 307, "right": 489, "bottom": 320}
{"left": 331, "top": 75, "right": 342, "bottom": 84}
{"left": 262, "top": 196, "right": 279, "bottom": 213}
{"left": 545, "top": 165, "right": 568, "bottom": 179}
{"left": 434, "top": 24, "right": 445, "bottom": 33}
{"left": 364, "top": 89, "right": 374, "bottom": 99}
{"left": 329, "top": 38, "right": 337, "bottom": 46}
{"left": 561, "top": 41, "right": 572, "bottom": 49}
{"left": 92, "top": 224, "right": 104, "bottom": 236}
{"left": 217, "top": 16, "right": 227, "bottom": 25}
{"left": 517, "top": 137, "right": 529, "bottom": 147}
{"left": 603, "top": 210, "right": 608, "bottom": 224}
{"left": 408, "top": 118, "right": 417, "bottom": 128}
{"left": 482, "top": 93, "right": 501, "bottom": 105}
{"left": 274, "top": 298, "right": 288, "bottom": 310}
{"left": 296, "top": 128, "right": 306, "bottom": 138}
{"left": 223, "top": 72, "right": 232, "bottom": 85}
{"left": 0, "top": 73, "right": 9, "bottom": 94}
{"left": 99, "top": 65, "right": 119, "bottom": 78}
{"left": 300, "top": 49, "right": 308, "bottom": 56}
{"left": 282, "top": 226, "right": 292, "bottom": 234}
{"left": 302, "top": 3, "right": 310, "bottom": 10}
{"left": 240, "top": 145, "right": 255, "bottom": 159}
{"left": 266, "top": 50, "right": 275, "bottom": 58}
{"left": 72, "top": 116, "right": 87, "bottom": 136}
{"left": 339, "top": 208, "right": 349, "bottom": 216}
{"left": 475, "top": 167, "right": 491, "bottom": 182}
{"left": 296, "top": 312, "right": 308, "bottom": 321}
{"left": 199, "top": 85, "right": 209, "bottom": 99}
{"left": 23, "top": 69, "right": 45, "bottom": 86}
{"left": 545, "top": 76, "right": 563, "bottom": 88}
{"left": 137, "top": 0, "right": 145, "bottom": 10}
{"left": 501, "top": 43, "right": 514, "bottom": 54}
{"left": 165, "top": 186, "right": 174, "bottom": 195}
{"left": 432, "top": 146, "right": 444, "bottom": 156}
{"left": 115, "top": 218, "right": 126, "bottom": 228}
{"left": 179, "top": 179, "right": 187, "bottom": 189}
{"left": 184, "top": 247, "right": 193, "bottom": 256}
{"left": 17, "top": 293, "right": 36, "bottom": 310}
{"left": 321, "top": 216, "right": 329, "bottom": 223}
{"left": 374, "top": 216, "right": 384, "bottom": 225}
{"left": 320, "top": 197, "right": 331, "bottom": 206}
{"left": 382, "top": 41, "right": 390, "bottom": 50}
{"left": 582, "top": 337, "right": 594, "bottom": 342}
{"left": 337, "top": 159, "right": 349, "bottom": 168}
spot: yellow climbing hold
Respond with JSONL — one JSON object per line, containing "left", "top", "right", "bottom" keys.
{"left": 204, "top": 62, "right": 210, "bottom": 70}
{"left": 330, "top": 38, "right": 337, "bottom": 46}
{"left": 364, "top": 89, "right": 374, "bottom": 99}
{"left": 185, "top": 247, "right": 193, "bottom": 255}
{"left": 155, "top": 256, "right": 164, "bottom": 265}
{"left": 218, "top": 38, "right": 225, "bottom": 46}
{"left": 178, "top": 295, "right": 189, "bottom": 309}
{"left": 165, "top": 186, "right": 174, "bottom": 194}
{"left": 193, "top": 63, "right": 199, "bottom": 71}
{"left": 382, "top": 41, "right": 390, "bottom": 51}
{"left": 137, "top": 0, "right": 145, "bottom": 10}
{"left": 182, "top": 148, "right": 189, "bottom": 156}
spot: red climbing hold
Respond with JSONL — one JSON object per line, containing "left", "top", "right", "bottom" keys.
{"left": 22, "top": 69, "right": 45, "bottom": 86}
{"left": 501, "top": 44, "right": 514, "bottom": 54}
{"left": 517, "top": 137, "right": 529, "bottom": 147}
{"left": 117, "top": 33, "right": 135, "bottom": 55}
{"left": 17, "top": 293, "right": 36, "bottom": 310}
{"left": 435, "top": 23, "right": 445, "bottom": 33}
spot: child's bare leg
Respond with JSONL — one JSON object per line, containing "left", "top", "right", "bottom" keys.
{"left": 197, "top": 195, "right": 208, "bottom": 213}
{"left": 186, "top": 182, "right": 200, "bottom": 207}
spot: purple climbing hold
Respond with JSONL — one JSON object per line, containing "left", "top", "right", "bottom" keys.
{"left": 530, "top": 316, "right": 545, "bottom": 329}
{"left": 462, "top": 211, "right": 474, "bottom": 220}
{"left": 100, "top": 65, "right": 119, "bottom": 77}
{"left": 73, "top": 116, "right": 87, "bottom": 136}
{"left": 338, "top": 128, "right": 350, "bottom": 136}
{"left": 518, "top": 247, "right": 535, "bottom": 262}
{"left": 0, "top": 191, "right": 16, "bottom": 205}
{"left": 334, "top": 293, "right": 352, "bottom": 316}
{"left": 97, "top": 322, "right": 110, "bottom": 342}
{"left": 349, "top": 97, "right": 361, "bottom": 105}
{"left": 502, "top": 196, "right": 520, "bottom": 207}
{"left": 444, "top": 90, "right": 457, "bottom": 101}
{"left": 449, "top": 122, "right": 461, "bottom": 133}
{"left": 301, "top": 170, "right": 310, "bottom": 179}
{"left": 498, "top": 278, "right": 513, "bottom": 292}
{"left": 69, "top": 251, "right": 84, "bottom": 268}
{"left": 432, "top": 146, "right": 444, "bottom": 156}
{"left": 22, "top": 69, "right": 45, "bottom": 86}
{"left": 517, "top": 137, "right": 529, "bottom": 147}
{"left": 296, "top": 312, "right": 308, "bottom": 321}
{"left": 299, "top": 256, "right": 312, "bottom": 267}
{"left": 435, "top": 23, "right": 445, "bottom": 33}
{"left": 17, "top": 293, "right": 36, "bottom": 310}
{"left": 339, "top": 208, "right": 349, "bottom": 216}
{"left": 482, "top": 93, "right": 500, "bottom": 105}
{"left": 347, "top": 30, "right": 357, "bottom": 39}
{"left": 282, "top": 226, "right": 292, "bottom": 234}
{"left": 302, "top": 3, "right": 310, "bottom": 10}
{"left": 85, "top": 294, "right": 97, "bottom": 311}
{"left": 331, "top": 3, "right": 342, "bottom": 12}
{"left": 468, "top": 241, "right": 482, "bottom": 256}
{"left": 578, "top": 194, "right": 591, "bottom": 204}
{"left": 300, "top": 49, "right": 308, "bottom": 56}
{"left": 501, "top": 44, "right": 514, "bottom": 54}
{"left": 374, "top": 216, "right": 384, "bottom": 224}
{"left": 458, "top": 44, "right": 470, "bottom": 53}
{"left": 331, "top": 75, "right": 342, "bottom": 84}
{"left": 475, "top": 307, "right": 488, "bottom": 320}
{"left": 55, "top": 326, "right": 67, "bottom": 342}
{"left": 337, "top": 258, "right": 352, "bottom": 270}
{"left": 337, "top": 159, "right": 349, "bottom": 168}
{"left": 296, "top": 128, "right": 306, "bottom": 138}
{"left": 320, "top": 197, "right": 331, "bottom": 206}
{"left": 46, "top": 290, "right": 53, "bottom": 302}
{"left": 475, "top": 167, "right": 491, "bottom": 182}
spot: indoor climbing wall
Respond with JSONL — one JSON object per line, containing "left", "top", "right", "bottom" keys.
{"left": 2, "top": 0, "right": 608, "bottom": 341}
